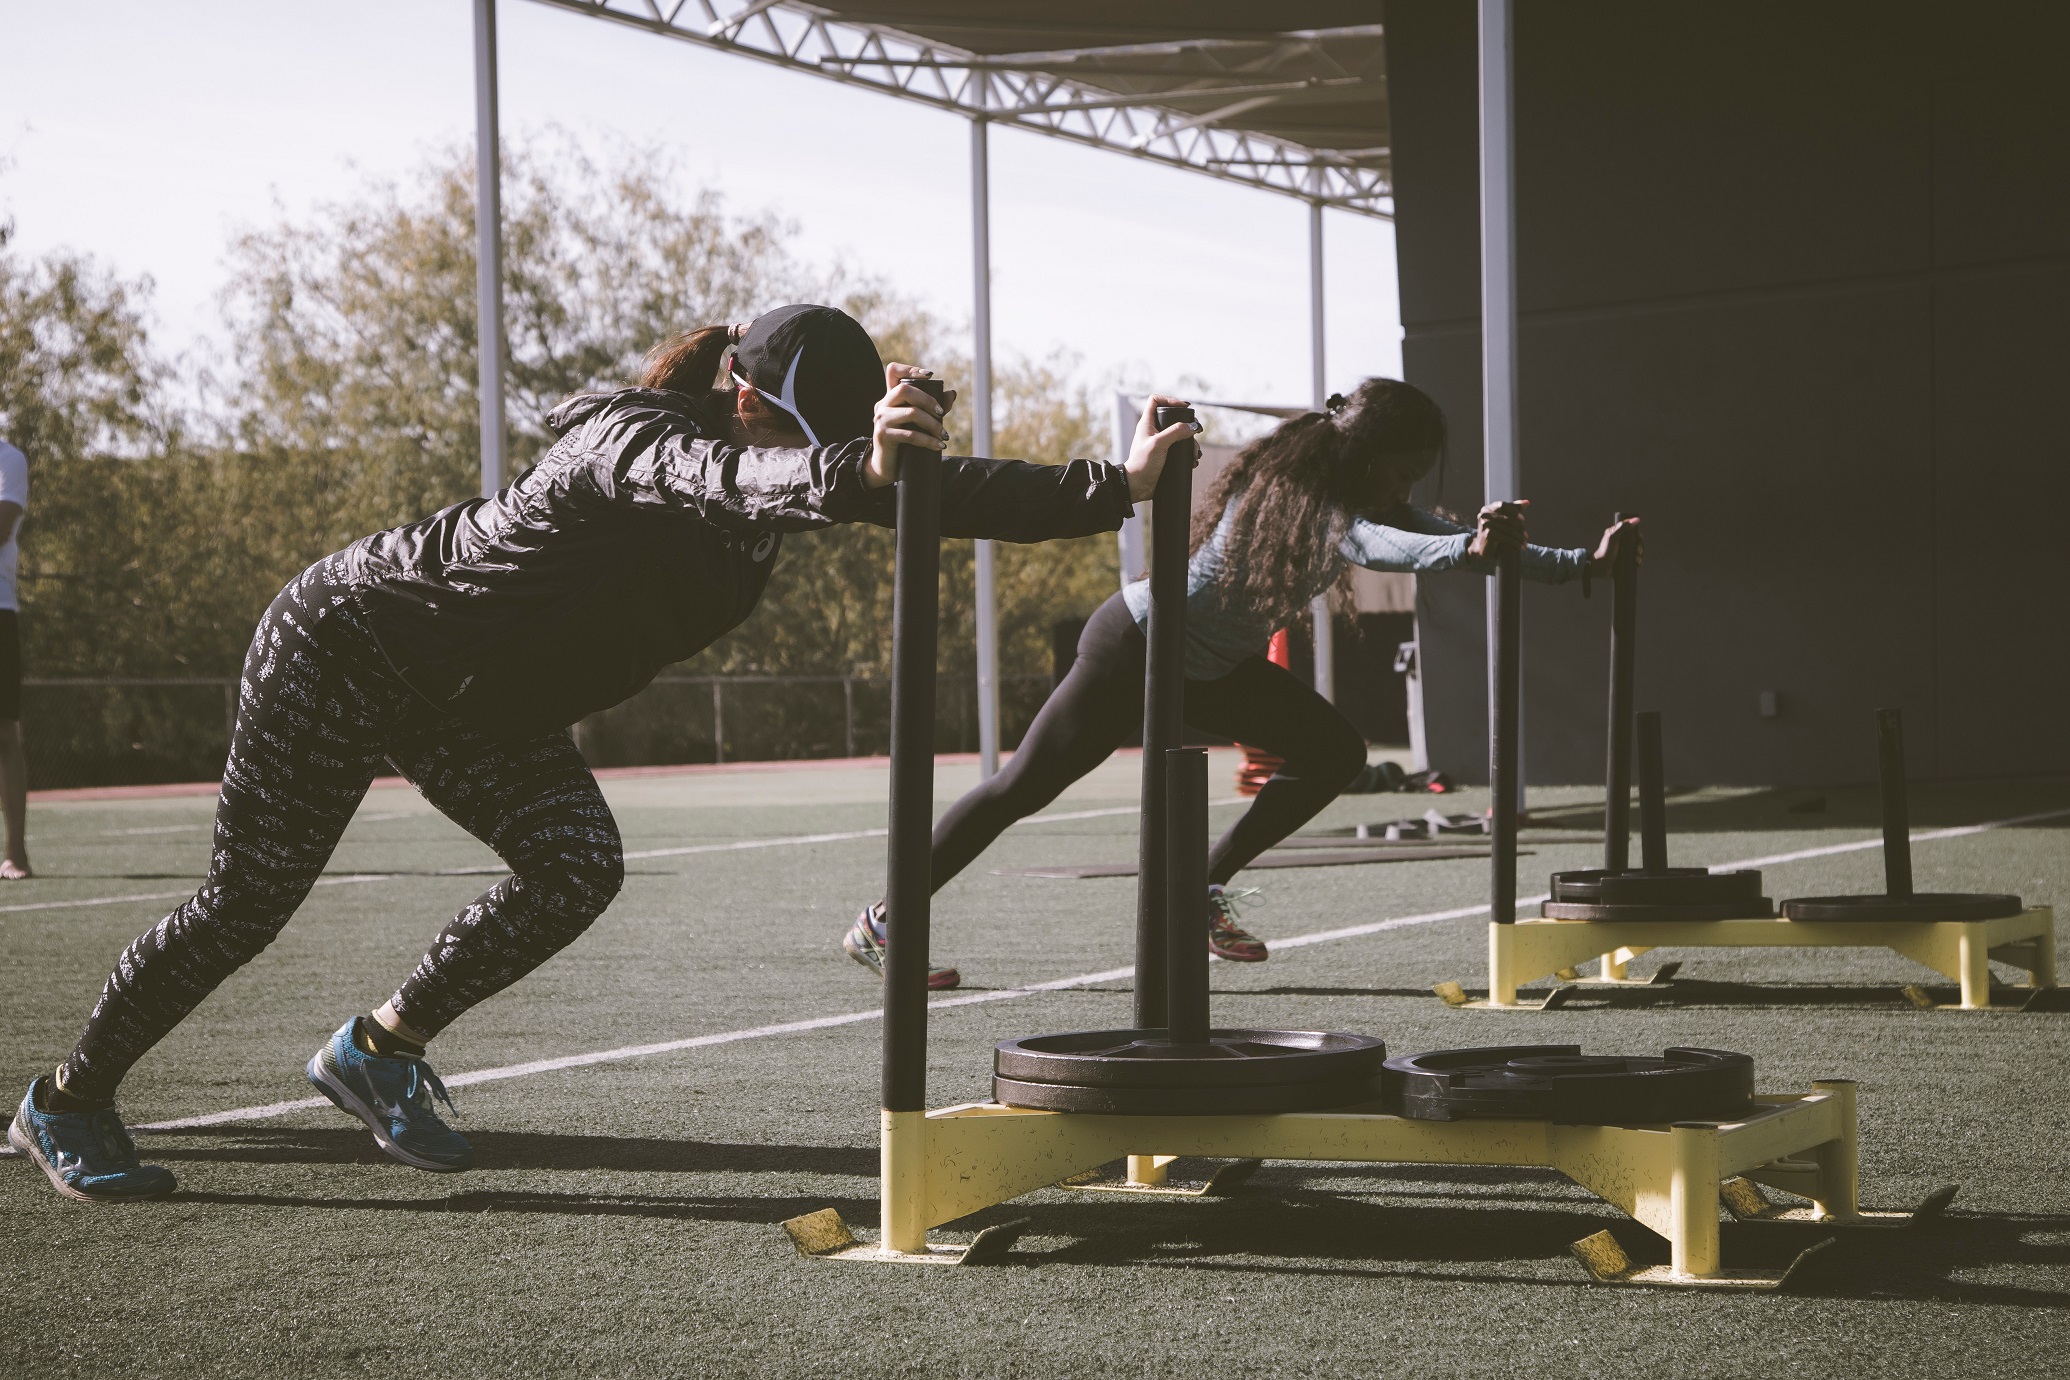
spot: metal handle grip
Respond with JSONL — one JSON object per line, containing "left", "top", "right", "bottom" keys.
{"left": 881, "top": 377, "right": 946, "bottom": 1113}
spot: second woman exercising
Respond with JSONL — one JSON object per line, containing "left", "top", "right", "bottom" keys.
{"left": 844, "top": 376, "right": 1634, "bottom": 989}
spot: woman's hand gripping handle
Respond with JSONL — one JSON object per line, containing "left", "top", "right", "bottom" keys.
{"left": 864, "top": 363, "right": 957, "bottom": 489}
{"left": 1126, "top": 394, "right": 1199, "bottom": 504}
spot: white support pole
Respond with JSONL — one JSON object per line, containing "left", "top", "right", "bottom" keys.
{"left": 1479, "top": 0, "right": 1523, "bottom": 800}
{"left": 1114, "top": 392, "right": 1146, "bottom": 586}
{"left": 473, "top": 0, "right": 506, "bottom": 500}
{"left": 970, "top": 115, "right": 1000, "bottom": 779}
{"left": 1308, "top": 194, "right": 1335, "bottom": 703}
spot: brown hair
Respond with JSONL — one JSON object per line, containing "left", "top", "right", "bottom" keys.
{"left": 1189, "top": 377, "right": 1448, "bottom": 619}
{"left": 641, "top": 324, "right": 733, "bottom": 394}
{"left": 639, "top": 325, "right": 732, "bottom": 432}
{"left": 638, "top": 324, "right": 799, "bottom": 438}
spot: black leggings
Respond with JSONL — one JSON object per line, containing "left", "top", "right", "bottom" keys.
{"left": 929, "top": 592, "right": 1367, "bottom": 893}
{"left": 61, "top": 560, "right": 624, "bottom": 1100}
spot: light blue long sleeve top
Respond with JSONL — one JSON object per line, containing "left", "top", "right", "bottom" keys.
{"left": 1121, "top": 498, "right": 1590, "bottom": 680}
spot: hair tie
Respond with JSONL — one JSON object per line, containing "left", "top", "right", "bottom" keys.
{"left": 1325, "top": 392, "right": 1348, "bottom": 414}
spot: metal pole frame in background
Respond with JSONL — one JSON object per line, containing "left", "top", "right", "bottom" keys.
{"left": 1478, "top": 0, "right": 1522, "bottom": 800}
{"left": 1307, "top": 186, "right": 1335, "bottom": 703}
{"left": 970, "top": 110, "right": 1000, "bottom": 780}
{"left": 1113, "top": 393, "right": 1146, "bottom": 587}
{"left": 474, "top": 0, "right": 506, "bottom": 500}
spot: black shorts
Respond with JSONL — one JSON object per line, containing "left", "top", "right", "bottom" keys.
{"left": 0, "top": 610, "right": 20, "bottom": 720}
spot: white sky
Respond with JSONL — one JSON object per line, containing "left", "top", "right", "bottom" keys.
{"left": 0, "top": 0, "right": 1402, "bottom": 410}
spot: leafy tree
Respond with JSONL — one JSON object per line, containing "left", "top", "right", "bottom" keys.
{"left": 0, "top": 221, "right": 169, "bottom": 463}
{"left": 6, "top": 140, "right": 1125, "bottom": 775}
{"left": 215, "top": 136, "right": 800, "bottom": 541}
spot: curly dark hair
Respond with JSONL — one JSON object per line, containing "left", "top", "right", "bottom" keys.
{"left": 1189, "top": 376, "right": 1448, "bottom": 618}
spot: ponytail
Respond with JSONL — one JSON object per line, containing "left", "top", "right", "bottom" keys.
{"left": 641, "top": 325, "right": 736, "bottom": 395}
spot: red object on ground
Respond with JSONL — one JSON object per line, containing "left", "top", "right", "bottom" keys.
{"left": 1234, "top": 630, "right": 1291, "bottom": 796}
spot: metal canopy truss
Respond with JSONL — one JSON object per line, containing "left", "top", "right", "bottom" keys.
{"left": 524, "top": 1, "right": 1393, "bottom": 217}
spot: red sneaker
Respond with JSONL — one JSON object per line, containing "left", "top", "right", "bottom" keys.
{"left": 1207, "top": 885, "right": 1269, "bottom": 962}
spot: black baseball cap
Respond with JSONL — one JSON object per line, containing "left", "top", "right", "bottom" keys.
{"left": 728, "top": 304, "right": 884, "bottom": 446}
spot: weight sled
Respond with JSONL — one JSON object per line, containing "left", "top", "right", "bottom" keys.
{"left": 1781, "top": 709, "right": 2025, "bottom": 927}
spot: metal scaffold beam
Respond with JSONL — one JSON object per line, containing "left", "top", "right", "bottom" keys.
{"left": 521, "top": 1, "right": 1394, "bottom": 220}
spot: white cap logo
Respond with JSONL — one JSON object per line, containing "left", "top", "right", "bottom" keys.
{"left": 731, "top": 345, "right": 820, "bottom": 446}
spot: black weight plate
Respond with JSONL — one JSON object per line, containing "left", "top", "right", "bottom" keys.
{"left": 1781, "top": 892, "right": 2024, "bottom": 922}
{"left": 1541, "top": 899, "right": 1775, "bottom": 921}
{"left": 1551, "top": 867, "right": 1707, "bottom": 899}
{"left": 1383, "top": 1045, "right": 1755, "bottom": 1124}
{"left": 995, "top": 1028, "right": 1387, "bottom": 1090}
{"left": 1597, "top": 870, "right": 1764, "bottom": 906}
{"left": 993, "top": 1071, "right": 1386, "bottom": 1115}
{"left": 1550, "top": 868, "right": 1765, "bottom": 907}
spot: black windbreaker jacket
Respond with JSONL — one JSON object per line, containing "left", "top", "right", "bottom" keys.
{"left": 337, "top": 387, "right": 1134, "bottom": 738}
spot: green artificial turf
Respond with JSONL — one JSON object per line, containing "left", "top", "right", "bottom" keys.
{"left": 1, "top": 755, "right": 2066, "bottom": 1377}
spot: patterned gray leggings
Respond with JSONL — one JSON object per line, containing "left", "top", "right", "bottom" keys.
{"left": 61, "top": 559, "right": 624, "bottom": 1100}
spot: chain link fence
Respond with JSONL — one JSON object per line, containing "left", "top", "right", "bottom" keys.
{"left": 21, "top": 673, "right": 1060, "bottom": 790}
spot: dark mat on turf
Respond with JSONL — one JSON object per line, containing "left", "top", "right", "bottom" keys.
{"left": 993, "top": 845, "right": 1507, "bottom": 879}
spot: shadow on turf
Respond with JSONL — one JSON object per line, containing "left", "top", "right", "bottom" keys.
{"left": 942, "top": 984, "right": 1440, "bottom": 999}
{"left": 1517, "top": 979, "right": 2039, "bottom": 1011}
{"left": 1189, "top": 980, "right": 1942, "bottom": 1006}
{"left": 170, "top": 1186, "right": 882, "bottom": 1228}
{"left": 145, "top": 1125, "right": 875, "bottom": 1175}
{"left": 1239, "top": 985, "right": 1482, "bottom": 1000}
{"left": 950, "top": 1189, "right": 2070, "bottom": 1306}
{"left": 136, "top": 1135, "right": 2070, "bottom": 1305}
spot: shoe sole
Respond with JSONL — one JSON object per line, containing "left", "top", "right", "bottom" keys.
{"left": 843, "top": 929, "right": 961, "bottom": 990}
{"left": 1211, "top": 946, "right": 1270, "bottom": 963}
{"left": 7, "top": 1116, "right": 173, "bottom": 1204}
{"left": 304, "top": 1054, "right": 472, "bottom": 1173}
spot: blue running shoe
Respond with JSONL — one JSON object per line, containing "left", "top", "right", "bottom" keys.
{"left": 305, "top": 1018, "right": 473, "bottom": 1172}
{"left": 9, "top": 1076, "right": 177, "bottom": 1203}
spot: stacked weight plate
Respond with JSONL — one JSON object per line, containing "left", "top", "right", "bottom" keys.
{"left": 994, "top": 1028, "right": 1389, "bottom": 1115}
{"left": 1383, "top": 1045, "right": 1756, "bottom": 1124}
{"left": 1544, "top": 866, "right": 1770, "bottom": 922}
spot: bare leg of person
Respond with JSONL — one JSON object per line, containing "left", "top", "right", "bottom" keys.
{"left": 0, "top": 719, "right": 29, "bottom": 878}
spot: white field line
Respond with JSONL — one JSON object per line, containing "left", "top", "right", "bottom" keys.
{"left": 102, "top": 810, "right": 421, "bottom": 838}
{"left": 0, "top": 873, "right": 397, "bottom": 917}
{"left": 100, "top": 801, "right": 2065, "bottom": 1138}
{"left": 0, "top": 799, "right": 1249, "bottom": 913}
{"left": 1715, "top": 806, "right": 2070, "bottom": 868}
{"left": 619, "top": 798, "right": 1243, "bottom": 861}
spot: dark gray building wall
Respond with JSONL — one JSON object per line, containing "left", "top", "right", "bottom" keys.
{"left": 1386, "top": 1, "right": 2070, "bottom": 785}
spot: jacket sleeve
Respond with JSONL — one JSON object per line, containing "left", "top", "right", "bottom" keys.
{"left": 844, "top": 454, "right": 1134, "bottom": 542}
{"left": 606, "top": 430, "right": 883, "bottom": 533}
{"left": 938, "top": 455, "right": 1134, "bottom": 542}
{"left": 1342, "top": 505, "right": 1589, "bottom": 584}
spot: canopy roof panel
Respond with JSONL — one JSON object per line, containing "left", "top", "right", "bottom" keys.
{"left": 528, "top": 1, "right": 1392, "bottom": 217}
